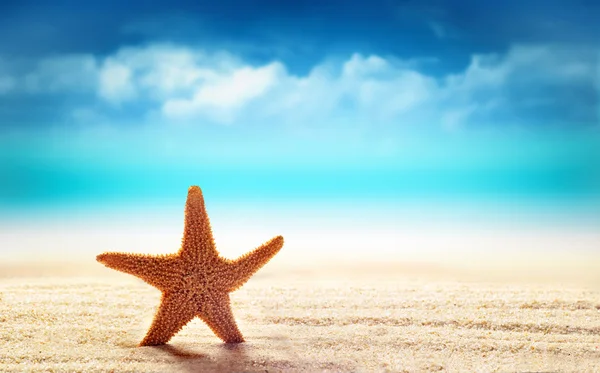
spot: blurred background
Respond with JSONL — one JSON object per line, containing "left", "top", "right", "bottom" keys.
{"left": 0, "top": 1, "right": 599, "bottom": 275}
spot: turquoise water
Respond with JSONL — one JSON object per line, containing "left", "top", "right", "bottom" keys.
{"left": 2, "top": 124, "right": 599, "bottom": 262}
{"left": 1, "top": 126, "right": 599, "bottom": 226}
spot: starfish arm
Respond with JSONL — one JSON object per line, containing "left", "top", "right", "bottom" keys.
{"left": 140, "top": 292, "right": 197, "bottom": 346}
{"left": 178, "top": 186, "right": 219, "bottom": 266}
{"left": 223, "top": 235, "right": 284, "bottom": 292}
{"left": 198, "top": 292, "right": 244, "bottom": 343}
{"left": 96, "top": 252, "right": 180, "bottom": 291}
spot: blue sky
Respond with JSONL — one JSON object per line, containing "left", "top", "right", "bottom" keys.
{"left": 0, "top": 0, "right": 599, "bottom": 222}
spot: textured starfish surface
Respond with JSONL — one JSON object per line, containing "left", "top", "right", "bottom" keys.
{"left": 96, "top": 186, "right": 284, "bottom": 346}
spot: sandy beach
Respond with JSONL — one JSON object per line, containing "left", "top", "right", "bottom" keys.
{"left": 1, "top": 260, "right": 599, "bottom": 373}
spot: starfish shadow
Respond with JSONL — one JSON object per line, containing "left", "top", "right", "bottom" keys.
{"left": 214, "top": 343, "right": 252, "bottom": 369}
{"left": 152, "top": 342, "right": 252, "bottom": 373}
{"left": 152, "top": 344, "right": 207, "bottom": 360}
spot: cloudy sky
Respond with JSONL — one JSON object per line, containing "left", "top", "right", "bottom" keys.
{"left": 0, "top": 0, "right": 599, "bottom": 226}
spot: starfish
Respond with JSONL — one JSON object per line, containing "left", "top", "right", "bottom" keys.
{"left": 96, "top": 185, "right": 284, "bottom": 346}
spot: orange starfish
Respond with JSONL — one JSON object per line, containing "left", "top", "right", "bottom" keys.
{"left": 96, "top": 186, "right": 284, "bottom": 346}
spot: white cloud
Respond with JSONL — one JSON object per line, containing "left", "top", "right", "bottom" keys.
{"left": 98, "top": 60, "right": 137, "bottom": 104}
{"left": 162, "top": 62, "right": 284, "bottom": 122}
{"left": 1, "top": 43, "right": 597, "bottom": 130}
{"left": 342, "top": 54, "right": 389, "bottom": 77}
{"left": 194, "top": 63, "right": 282, "bottom": 109}
{"left": 243, "top": 53, "right": 438, "bottom": 125}
{"left": 437, "top": 44, "right": 598, "bottom": 129}
{"left": 103, "top": 45, "right": 232, "bottom": 99}
{"left": 341, "top": 54, "right": 436, "bottom": 119}
{"left": 88, "top": 43, "right": 600, "bottom": 128}
{"left": 93, "top": 44, "right": 283, "bottom": 122}
{"left": 66, "top": 47, "right": 442, "bottom": 125}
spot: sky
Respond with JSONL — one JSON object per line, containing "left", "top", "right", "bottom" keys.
{"left": 1, "top": 0, "right": 600, "bottom": 244}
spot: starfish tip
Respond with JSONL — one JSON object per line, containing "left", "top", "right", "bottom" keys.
{"left": 188, "top": 185, "right": 202, "bottom": 194}
{"left": 96, "top": 252, "right": 120, "bottom": 268}
{"left": 95, "top": 253, "right": 108, "bottom": 264}
{"left": 273, "top": 235, "right": 284, "bottom": 246}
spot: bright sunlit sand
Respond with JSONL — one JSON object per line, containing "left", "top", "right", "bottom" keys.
{"left": 1, "top": 253, "right": 599, "bottom": 373}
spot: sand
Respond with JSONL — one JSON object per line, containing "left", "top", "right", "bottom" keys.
{"left": 1, "top": 261, "right": 599, "bottom": 373}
